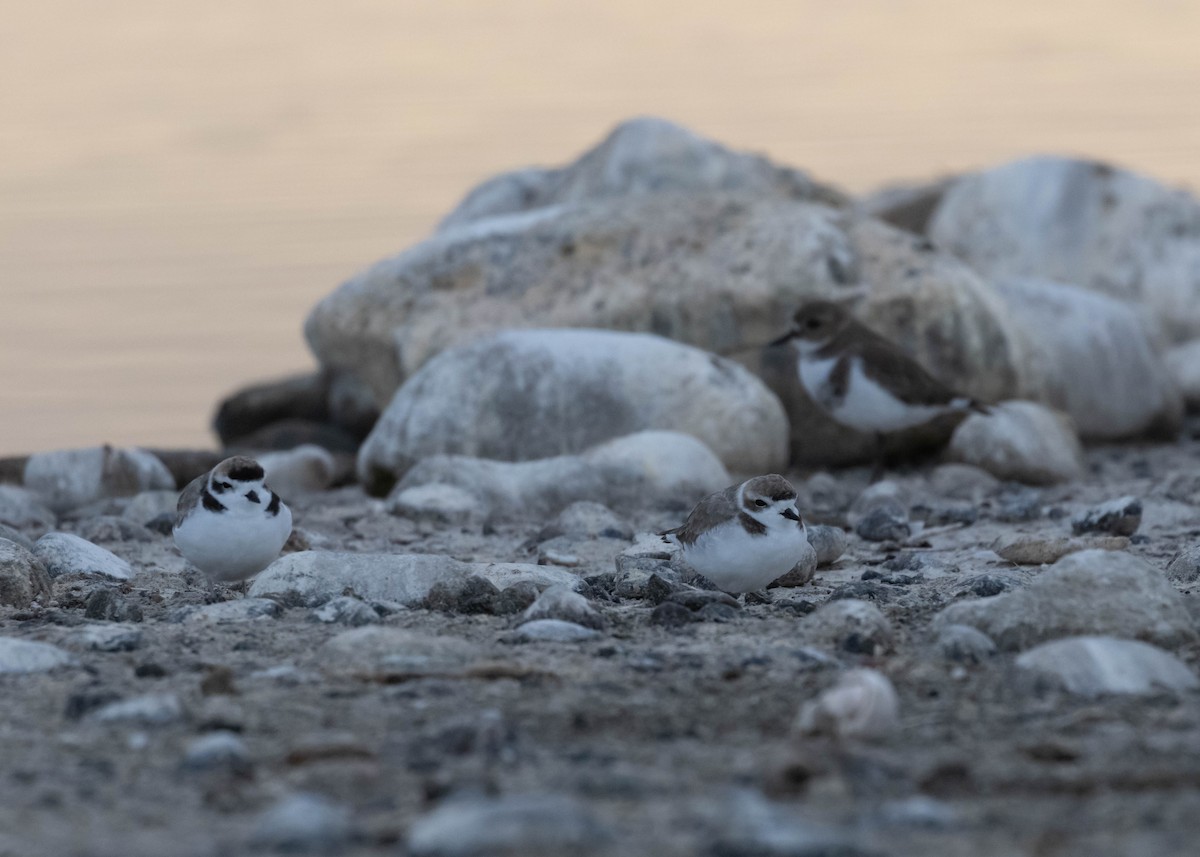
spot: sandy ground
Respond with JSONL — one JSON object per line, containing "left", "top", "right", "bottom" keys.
{"left": 0, "top": 437, "right": 1198, "bottom": 856}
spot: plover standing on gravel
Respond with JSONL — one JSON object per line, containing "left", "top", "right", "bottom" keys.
{"left": 174, "top": 456, "right": 292, "bottom": 583}
{"left": 662, "top": 474, "right": 809, "bottom": 593}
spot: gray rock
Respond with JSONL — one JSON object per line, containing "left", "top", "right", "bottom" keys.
{"left": 358, "top": 329, "right": 788, "bottom": 481}
{"left": 84, "top": 587, "right": 144, "bottom": 623}
{"left": 120, "top": 490, "right": 178, "bottom": 526}
{"left": 928, "top": 154, "right": 1200, "bottom": 343}
{"left": 327, "top": 370, "right": 381, "bottom": 438}
{"left": 91, "top": 693, "right": 184, "bottom": 726}
{"left": 424, "top": 576, "right": 504, "bottom": 614}
{"left": 806, "top": 525, "right": 848, "bottom": 567}
{"left": 796, "top": 668, "right": 900, "bottom": 741}
{"left": 256, "top": 444, "right": 336, "bottom": 497}
{"left": 319, "top": 627, "right": 482, "bottom": 682}
{"left": 391, "top": 431, "right": 730, "bottom": 521}
{"left": 66, "top": 623, "right": 142, "bottom": 652}
{"left": 249, "top": 551, "right": 580, "bottom": 608}
{"left": 994, "top": 278, "right": 1182, "bottom": 439}
{"left": 0, "top": 485, "right": 56, "bottom": 534}
{"left": 388, "top": 483, "right": 480, "bottom": 527}
{"left": 1166, "top": 546, "right": 1200, "bottom": 583}
{"left": 0, "top": 538, "right": 52, "bottom": 607}
{"left": 34, "top": 532, "right": 132, "bottom": 580}
{"left": 1071, "top": 496, "right": 1143, "bottom": 536}
{"left": 23, "top": 445, "right": 173, "bottom": 514}
{"left": 407, "top": 793, "right": 611, "bottom": 857}
{"left": 175, "top": 598, "right": 282, "bottom": 624}
{"left": 769, "top": 541, "right": 819, "bottom": 588}
{"left": 935, "top": 624, "right": 997, "bottom": 664}
{"left": 1165, "top": 339, "right": 1200, "bottom": 412}
{"left": 709, "top": 789, "right": 872, "bottom": 857}
{"left": 805, "top": 599, "right": 894, "bottom": 655}
{"left": 249, "top": 793, "right": 351, "bottom": 853}
{"left": 515, "top": 619, "right": 600, "bottom": 642}
{"left": 182, "top": 730, "right": 251, "bottom": 774}
{"left": 990, "top": 533, "right": 1129, "bottom": 565}
{"left": 312, "top": 596, "right": 380, "bottom": 626}
{"left": 934, "top": 550, "right": 1196, "bottom": 650}
{"left": 542, "top": 501, "right": 632, "bottom": 541}
{"left": 439, "top": 116, "right": 843, "bottom": 232}
{"left": 214, "top": 371, "right": 331, "bottom": 445}
{"left": 0, "top": 637, "right": 76, "bottom": 673}
{"left": 0, "top": 523, "right": 35, "bottom": 552}
{"left": 1016, "top": 636, "right": 1199, "bottom": 696}
{"left": 854, "top": 508, "right": 911, "bottom": 543}
{"left": 948, "top": 401, "right": 1085, "bottom": 485}
{"left": 521, "top": 584, "right": 605, "bottom": 629}
{"left": 76, "top": 516, "right": 153, "bottom": 543}
{"left": 927, "top": 463, "right": 1000, "bottom": 501}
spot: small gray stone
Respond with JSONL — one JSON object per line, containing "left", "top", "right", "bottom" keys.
{"left": 0, "top": 485, "right": 56, "bottom": 534}
{"left": 854, "top": 508, "right": 911, "bottom": 543}
{"left": 0, "top": 637, "right": 76, "bottom": 673}
{"left": 928, "top": 463, "right": 1000, "bottom": 501}
{"left": 948, "top": 401, "right": 1084, "bottom": 485}
{"left": 990, "top": 533, "right": 1129, "bottom": 565}
{"left": 806, "top": 525, "right": 848, "bottom": 567}
{"left": 257, "top": 444, "right": 336, "bottom": 497}
{"left": 319, "top": 627, "right": 482, "bottom": 682}
{"left": 84, "top": 587, "right": 144, "bottom": 622}
{"left": 312, "top": 596, "right": 379, "bottom": 626}
{"left": 407, "top": 793, "right": 610, "bottom": 857}
{"left": 388, "top": 483, "right": 480, "bottom": 527}
{"left": 424, "top": 576, "right": 502, "bottom": 614}
{"left": 935, "top": 624, "right": 997, "bottom": 664}
{"left": 121, "top": 490, "right": 178, "bottom": 526}
{"left": 0, "top": 538, "right": 52, "bottom": 607}
{"left": 34, "top": 533, "right": 132, "bottom": 580}
{"left": 805, "top": 599, "right": 893, "bottom": 655}
{"left": 67, "top": 623, "right": 142, "bottom": 652}
{"left": 521, "top": 584, "right": 605, "bottom": 629}
{"left": 650, "top": 601, "right": 697, "bottom": 628}
{"left": 91, "top": 692, "right": 184, "bottom": 726}
{"left": 1166, "top": 546, "right": 1200, "bottom": 583}
{"left": 23, "top": 445, "right": 173, "bottom": 514}
{"left": 710, "top": 789, "right": 872, "bottom": 857}
{"left": 515, "top": 619, "right": 600, "bottom": 642}
{"left": 77, "top": 516, "right": 153, "bottom": 543}
{"left": 542, "top": 501, "right": 633, "bottom": 541}
{"left": 183, "top": 730, "right": 251, "bottom": 774}
{"left": 1071, "top": 496, "right": 1142, "bottom": 536}
{"left": 0, "top": 523, "right": 35, "bottom": 552}
{"left": 249, "top": 793, "right": 351, "bottom": 853}
{"left": 175, "top": 598, "right": 282, "bottom": 624}
{"left": 1016, "top": 636, "right": 1199, "bottom": 696}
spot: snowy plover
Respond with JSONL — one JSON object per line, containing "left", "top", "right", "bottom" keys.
{"left": 662, "top": 474, "right": 809, "bottom": 593}
{"left": 174, "top": 456, "right": 292, "bottom": 582}
{"left": 771, "top": 300, "right": 987, "bottom": 441}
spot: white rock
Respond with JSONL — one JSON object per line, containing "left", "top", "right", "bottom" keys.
{"left": 391, "top": 431, "right": 730, "bottom": 522}
{"left": 34, "top": 532, "right": 133, "bottom": 580}
{"left": 0, "top": 485, "right": 56, "bottom": 534}
{"left": 544, "top": 502, "right": 632, "bottom": 540}
{"left": 994, "top": 278, "right": 1182, "bottom": 439}
{"left": 796, "top": 668, "right": 900, "bottom": 741}
{"left": 250, "top": 552, "right": 580, "bottom": 608}
{"left": 520, "top": 584, "right": 604, "bottom": 629}
{"left": 91, "top": 693, "right": 184, "bottom": 726}
{"left": 948, "top": 401, "right": 1084, "bottom": 485}
{"left": 407, "top": 793, "right": 610, "bottom": 857}
{"left": 935, "top": 624, "right": 997, "bottom": 664}
{"left": 0, "top": 637, "right": 76, "bottom": 673}
{"left": 182, "top": 731, "right": 251, "bottom": 772}
{"left": 934, "top": 550, "right": 1196, "bottom": 650}
{"left": 249, "top": 793, "right": 351, "bottom": 852}
{"left": 319, "top": 627, "right": 481, "bottom": 681}
{"left": 388, "top": 483, "right": 479, "bottom": 526}
{"left": 120, "top": 490, "right": 178, "bottom": 525}
{"left": 177, "top": 598, "right": 282, "bottom": 624}
{"left": 0, "top": 538, "right": 52, "bottom": 607}
{"left": 358, "top": 329, "right": 788, "bottom": 481}
{"left": 806, "top": 525, "right": 848, "bottom": 567}
{"left": 23, "top": 445, "right": 173, "bottom": 514}
{"left": 929, "top": 155, "right": 1200, "bottom": 343}
{"left": 257, "top": 444, "right": 336, "bottom": 496}
{"left": 1016, "top": 636, "right": 1199, "bottom": 696}
{"left": 515, "top": 619, "right": 600, "bottom": 642}
{"left": 1164, "top": 339, "right": 1200, "bottom": 412}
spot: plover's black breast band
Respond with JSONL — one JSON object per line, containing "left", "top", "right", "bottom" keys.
{"left": 737, "top": 512, "right": 767, "bottom": 536}
{"left": 265, "top": 492, "right": 281, "bottom": 516}
{"left": 202, "top": 488, "right": 227, "bottom": 513}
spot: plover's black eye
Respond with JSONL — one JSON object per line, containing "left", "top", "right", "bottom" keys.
{"left": 754, "top": 499, "right": 767, "bottom": 507}
{"left": 806, "top": 317, "right": 822, "bottom": 330}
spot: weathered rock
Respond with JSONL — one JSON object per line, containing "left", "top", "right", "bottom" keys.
{"left": 248, "top": 793, "right": 351, "bottom": 853}
{"left": 934, "top": 550, "right": 1196, "bottom": 650}
{"left": 120, "top": 490, "right": 178, "bottom": 526}
{"left": 388, "top": 483, "right": 480, "bottom": 527}
{"left": 854, "top": 508, "right": 911, "bottom": 543}
{"left": 213, "top": 372, "right": 331, "bottom": 446}
{"left": 805, "top": 599, "right": 894, "bottom": 654}
{"left": 407, "top": 792, "right": 611, "bottom": 857}
{"left": 948, "top": 401, "right": 1084, "bottom": 485}
{"left": 390, "top": 431, "right": 730, "bottom": 520}
{"left": 255, "top": 444, "right": 336, "bottom": 497}
{"left": 34, "top": 533, "right": 132, "bottom": 580}
{"left": 174, "top": 598, "right": 282, "bottom": 624}
{"left": 84, "top": 587, "right": 144, "bottom": 623}
{"left": 1016, "top": 636, "right": 1199, "bottom": 696}
{"left": 0, "top": 523, "right": 35, "bottom": 552}
{"left": 990, "top": 533, "right": 1129, "bottom": 565}
{"left": 994, "top": 278, "right": 1181, "bottom": 439}
{"left": 90, "top": 693, "right": 184, "bottom": 726}
{"left": 929, "top": 155, "right": 1200, "bottom": 343}
{"left": 521, "top": 584, "right": 605, "bottom": 630}
{"left": 806, "top": 525, "right": 848, "bottom": 567}
{"left": 358, "top": 329, "right": 787, "bottom": 481}
{"left": 709, "top": 789, "right": 870, "bottom": 857}
{"left": 796, "top": 668, "right": 900, "bottom": 741}
{"left": 319, "top": 627, "right": 482, "bottom": 682}
{"left": 0, "top": 485, "right": 56, "bottom": 534}
{"left": 23, "top": 445, "right": 173, "bottom": 514}
{"left": 1166, "top": 546, "right": 1200, "bottom": 583}
{"left": 1072, "top": 496, "right": 1143, "bottom": 536}
{"left": 66, "top": 623, "right": 142, "bottom": 652}
{"left": 935, "top": 624, "right": 997, "bottom": 664}
{"left": 182, "top": 731, "right": 252, "bottom": 775}
{"left": 515, "top": 619, "right": 600, "bottom": 643}
{"left": 77, "top": 516, "right": 153, "bottom": 544}
{"left": 0, "top": 538, "right": 52, "bottom": 607}
{"left": 928, "top": 463, "right": 1001, "bottom": 501}
{"left": 250, "top": 552, "right": 579, "bottom": 609}
{"left": 769, "top": 542, "right": 819, "bottom": 589}
{"left": 541, "top": 502, "right": 633, "bottom": 541}
{"left": 858, "top": 176, "right": 955, "bottom": 234}
{"left": 1165, "top": 339, "right": 1200, "bottom": 412}
{"left": 423, "top": 576, "right": 504, "bottom": 615}
{"left": 327, "top": 370, "right": 381, "bottom": 439}
{"left": 228, "top": 418, "right": 360, "bottom": 455}
{"left": 0, "top": 638, "right": 76, "bottom": 674}
{"left": 312, "top": 596, "right": 380, "bottom": 626}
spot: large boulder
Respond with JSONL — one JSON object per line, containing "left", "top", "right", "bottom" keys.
{"left": 23, "top": 446, "right": 173, "bottom": 514}
{"left": 356, "top": 330, "right": 787, "bottom": 481}
{"left": 928, "top": 155, "right": 1200, "bottom": 342}
{"left": 947, "top": 401, "right": 1085, "bottom": 485}
{"left": 992, "top": 278, "right": 1182, "bottom": 439}
{"left": 438, "top": 115, "right": 845, "bottom": 232}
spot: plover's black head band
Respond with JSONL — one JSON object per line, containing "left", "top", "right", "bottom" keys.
{"left": 265, "top": 492, "right": 281, "bottom": 516}
{"left": 227, "top": 461, "right": 265, "bottom": 482}
{"left": 201, "top": 488, "right": 227, "bottom": 513}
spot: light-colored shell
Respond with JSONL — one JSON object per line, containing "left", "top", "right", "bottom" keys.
{"left": 796, "top": 668, "right": 899, "bottom": 741}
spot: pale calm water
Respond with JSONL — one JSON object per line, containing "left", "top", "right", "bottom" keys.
{"left": 4, "top": 0, "right": 1200, "bottom": 454}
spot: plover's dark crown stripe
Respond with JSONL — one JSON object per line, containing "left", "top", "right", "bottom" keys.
{"left": 201, "top": 488, "right": 227, "bottom": 513}
{"left": 265, "top": 492, "right": 281, "bottom": 516}
{"left": 227, "top": 462, "right": 265, "bottom": 481}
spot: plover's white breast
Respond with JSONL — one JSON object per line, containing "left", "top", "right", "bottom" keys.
{"left": 174, "top": 502, "right": 292, "bottom": 582}
{"left": 829, "top": 359, "right": 948, "bottom": 433}
{"left": 682, "top": 518, "right": 809, "bottom": 593}
{"left": 797, "top": 355, "right": 839, "bottom": 410}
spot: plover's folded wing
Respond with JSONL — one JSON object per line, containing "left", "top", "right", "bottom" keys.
{"left": 855, "top": 338, "right": 969, "bottom": 407}
{"left": 174, "top": 473, "right": 207, "bottom": 527}
{"left": 669, "top": 483, "right": 742, "bottom": 546}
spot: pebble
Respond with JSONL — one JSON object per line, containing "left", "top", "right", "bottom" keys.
{"left": 804, "top": 599, "right": 894, "bottom": 655}
{"left": 389, "top": 483, "right": 480, "bottom": 527}
{"left": 806, "top": 524, "right": 848, "bottom": 566}
{"left": 541, "top": 501, "right": 633, "bottom": 541}
{"left": 928, "top": 463, "right": 1001, "bottom": 501}
{"left": 120, "top": 490, "right": 178, "bottom": 526}
{"left": 182, "top": 730, "right": 252, "bottom": 774}
{"left": 424, "top": 576, "right": 504, "bottom": 614}
{"left": 796, "top": 668, "right": 900, "bottom": 742}
{"left": 0, "top": 637, "right": 76, "bottom": 674}
{"left": 992, "top": 486, "right": 1043, "bottom": 522}
{"left": 90, "top": 693, "right": 185, "bottom": 726}
{"left": 1016, "top": 636, "right": 1199, "bottom": 696}
{"left": 76, "top": 516, "right": 153, "bottom": 543}
{"left": 0, "top": 523, "right": 36, "bottom": 552}
{"left": 172, "top": 598, "right": 282, "bottom": 624}
{"left": 0, "top": 538, "right": 52, "bottom": 608}
{"left": 84, "top": 587, "right": 144, "bottom": 623}
{"left": 521, "top": 584, "right": 605, "bottom": 629}
{"left": 407, "top": 793, "right": 611, "bottom": 857}
{"left": 312, "top": 595, "right": 380, "bottom": 626}
{"left": 877, "top": 796, "right": 959, "bottom": 830}
{"left": 256, "top": 444, "right": 337, "bottom": 496}
{"left": 0, "top": 485, "right": 57, "bottom": 533}
{"left": 990, "top": 533, "right": 1128, "bottom": 565}
{"left": 935, "top": 624, "right": 998, "bottom": 664}
{"left": 1071, "top": 495, "right": 1142, "bottom": 536}
{"left": 34, "top": 532, "right": 133, "bottom": 580}
{"left": 934, "top": 550, "right": 1196, "bottom": 650}
{"left": 249, "top": 793, "right": 351, "bottom": 853}
{"left": 319, "top": 627, "right": 482, "bottom": 682}
{"left": 23, "top": 445, "right": 173, "bottom": 514}
{"left": 854, "top": 507, "right": 911, "bottom": 543}
{"left": 515, "top": 619, "right": 600, "bottom": 642}
{"left": 650, "top": 602, "right": 697, "bottom": 628}
{"left": 67, "top": 623, "right": 143, "bottom": 652}
{"left": 1166, "top": 546, "right": 1200, "bottom": 583}
{"left": 710, "top": 789, "right": 867, "bottom": 857}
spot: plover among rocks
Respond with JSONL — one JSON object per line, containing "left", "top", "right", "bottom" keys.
{"left": 173, "top": 456, "right": 292, "bottom": 583}
{"left": 662, "top": 474, "right": 809, "bottom": 593}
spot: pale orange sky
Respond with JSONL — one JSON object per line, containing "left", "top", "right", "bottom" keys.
{"left": 4, "top": 0, "right": 1200, "bottom": 453}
